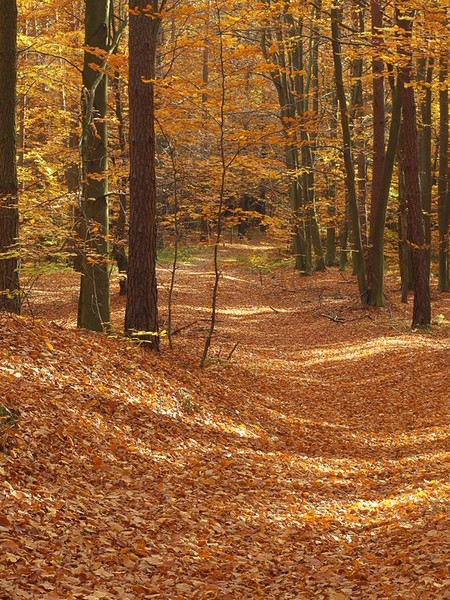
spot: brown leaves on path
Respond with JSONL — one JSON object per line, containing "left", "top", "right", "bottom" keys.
{"left": 1, "top": 243, "right": 449, "bottom": 599}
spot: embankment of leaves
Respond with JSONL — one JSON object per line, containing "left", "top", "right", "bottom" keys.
{"left": 1, "top": 284, "right": 449, "bottom": 600}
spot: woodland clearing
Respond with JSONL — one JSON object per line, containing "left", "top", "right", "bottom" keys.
{"left": 1, "top": 241, "right": 449, "bottom": 600}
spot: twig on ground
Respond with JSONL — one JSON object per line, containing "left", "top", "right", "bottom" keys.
{"left": 227, "top": 342, "right": 239, "bottom": 361}
{"left": 321, "top": 311, "right": 346, "bottom": 323}
{"left": 321, "top": 311, "right": 373, "bottom": 323}
{"left": 171, "top": 319, "right": 201, "bottom": 336}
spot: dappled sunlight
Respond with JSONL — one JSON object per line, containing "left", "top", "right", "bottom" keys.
{"left": 217, "top": 305, "right": 279, "bottom": 316}
{"left": 298, "top": 335, "right": 446, "bottom": 366}
{"left": 3, "top": 248, "right": 450, "bottom": 599}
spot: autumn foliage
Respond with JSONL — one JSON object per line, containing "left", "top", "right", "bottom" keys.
{"left": 1, "top": 0, "right": 450, "bottom": 597}
{"left": 1, "top": 245, "right": 450, "bottom": 598}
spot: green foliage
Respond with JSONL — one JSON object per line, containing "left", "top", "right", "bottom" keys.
{"left": 157, "top": 244, "right": 205, "bottom": 265}
{"left": 234, "top": 252, "right": 293, "bottom": 274}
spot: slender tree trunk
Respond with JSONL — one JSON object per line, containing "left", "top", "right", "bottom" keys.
{"left": 350, "top": 0, "right": 367, "bottom": 257}
{"left": 77, "top": 0, "right": 111, "bottom": 331}
{"left": 397, "top": 149, "right": 409, "bottom": 303}
{"left": 291, "top": 15, "right": 324, "bottom": 271}
{"left": 339, "top": 198, "right": 349, "bottom": 271}
{"left": 397, "top": 10, "right": 431, "bottom": 327}
{"left": 0, "top": 0, "right": 20, "bottom": 314}
{"left": 111, "top": 69, "right": 128, "bottom": 279}
{"left": 331, "top": 5, "right": 367, "bottom": 300}
{"left": 368, "top": 0, "right": 385, "bottom": 239}
{"left": 438, "top": 52, "right": 449, "bottom": 291}
{"left": 326, "top": 91, "right": 338, "bottom": 266}
{"left": 199, "top": 0, "right": 210, "bottom": 240}
{"left": 125, "top": 1, "right": 161, "bottom": 349}
{"left": 367, "top": 0, "right": 389, "bottom": 306}
{"left": 418, "top": 57, "right": 433, "bottom": 272}
{"left": 367, "top": 80, "right": 402, "bottom": 306}
{"left": 261, "top": 27, "right": 308, "bottom": 272}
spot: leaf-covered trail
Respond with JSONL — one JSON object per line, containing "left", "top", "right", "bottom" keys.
{"left": 1, "top": 243, "right": 450, "bottom": 599}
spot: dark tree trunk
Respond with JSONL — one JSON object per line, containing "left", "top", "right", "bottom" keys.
{"left": 438, "top": 53, "right": 449, "bottom": 291}
{"left": 366, "top": 0, "right": 402, "bottom": 307}
{"left": 77, "top": 0, "right": 111, "bottom": 331}
{"left": 125, "top": 1, "right": 160, "bottom": 349}
{"left": 418, "top": 57, "right": 434, "bottom": 272}
{"left": 367, "top": 79, "right": 402, "bottom": 306}
{"left": 368, "top": 0, "right": 385, "bottom": 244}
{"left": 397, "top": 10, "right": 431, "bottom": 327}
{"left": 326, "top": 91, "right": 338, "bottom": 266}
{"left": 0, "top": 0, "right": 20, "bottom": 314}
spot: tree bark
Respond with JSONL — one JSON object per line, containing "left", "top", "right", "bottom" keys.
{"left": 418, "top": 57, "right": 433, "bottom": 273}
{"left": 367, "top": 78, "right": 402, "bottom": 306}
{"left": 326, "top": 91, "right": 338, "bottom": 267}
{"left": 331, "top": 5, "right": 367, "bottom": 300}
{"left": 77, "top": 0, "right": 111, "bottom": 331}
{"left": 438, "top": 52, "right": 449, "bottom": 291}
{"left": 367, "top": 0, "right": 389, "bottom": 306}
{"left": 397, "top": 10, "right": 431, "bottom": 327}
{"left": 125, "top": 1, "right": 161, "bottom": 349}
{"left": 0, "top": 0, "right": 20, "bottom": 314}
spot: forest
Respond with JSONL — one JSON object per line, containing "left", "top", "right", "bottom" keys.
{"left": 1, "top": 0, "right": 449, "bottom": 598}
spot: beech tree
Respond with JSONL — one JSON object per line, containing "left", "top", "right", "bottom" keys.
{"left": 0, "top": 0, "right": 20, "bottom": 314}
{"left": 10, "top": 0, "right": 450, "bottom": 332}
{"left": 77, "top": 0, "right": 111, "bottom": 331}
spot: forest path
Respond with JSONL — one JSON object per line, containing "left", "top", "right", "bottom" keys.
{"left": 1, "top": 241, "right": 450, "bottom": 599}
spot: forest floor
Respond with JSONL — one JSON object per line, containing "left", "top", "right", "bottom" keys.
{"left": 1, "top": 239, "right": 450, "bottom": 600}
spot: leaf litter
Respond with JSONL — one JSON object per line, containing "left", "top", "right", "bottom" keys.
{"left": 1, "top": 242, "right": 449, "bottom": 599}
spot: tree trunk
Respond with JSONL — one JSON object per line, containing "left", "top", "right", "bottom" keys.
{"left": 0, "top": 0, "right": 20, "bottom": 314}
{"left": 291, "top": 14, "right": 324, "bottom": 271}
{"left": 397, "top": 10, "right": 431, "bottom": 327}
{"left": 111, "top": 68, "right": 129, "bottom": 278}
{"left": 418, "top": 57, "right": 433, "bottom": 273}
{"left": 125, "top": 1, "right": 161, "bottom": 349}
{"left": 77, "top": 0, "right": 111, "bottom": 331}
{"left": 326, "top": 91, "right": 338, "bottom": 266}
{"left": 367, "top": 79, "right": 402, "bottom": 306}
{"left": 366, "top": 0, "right": 399, "bottom": 307}
{"left": 331, "top": 5, "right": 367, "bottom": 300}
{"left": 261, "top": 23, "right": 309, "bottom": 272}
{"left": 438, "top": 52, "right": 449, "bottom": 291}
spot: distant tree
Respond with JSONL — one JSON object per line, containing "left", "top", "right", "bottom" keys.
{"left": 125, "top": 0, "right": 164, "bottom": 349}
{"left": 330, "top": 3, "right": 367, "bottom": 301}
{"left": 0, "top": 0, "right": 20, "bottom": 314}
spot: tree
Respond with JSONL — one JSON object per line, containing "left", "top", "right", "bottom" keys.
{"left": 77, "top": 0, "right": 111, "bottom": 331}
{"left": 125, "top": 0, "right": 164, "bottom": 349}
{"left": 330, "top": 3, "right": 367, "bottom": 301}
{"left": 0, "top": 0, "right": 20, "bottom": 314}
{"left": 437, "top": 47, "right": 449, "bottom": 291}
{"left": 397, "top": 8, "right": 431, "bottom": 327}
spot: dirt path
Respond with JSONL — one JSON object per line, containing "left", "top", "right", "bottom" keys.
{"left": 1, "top": 242, "right": 450, "bottom": 599}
